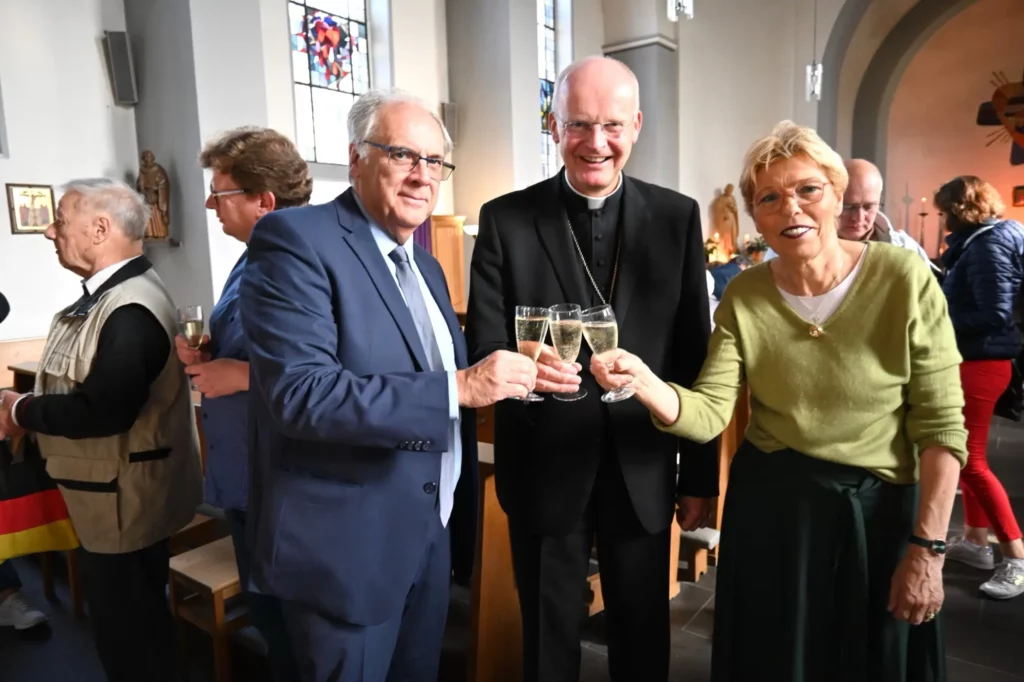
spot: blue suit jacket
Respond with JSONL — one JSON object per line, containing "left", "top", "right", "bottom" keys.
{"left": 239, "top": 189, "right": 478, "bottom": 626}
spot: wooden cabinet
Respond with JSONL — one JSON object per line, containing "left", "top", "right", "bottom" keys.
{"left": 430, "top": 215, "right": 467, "bottom": 314}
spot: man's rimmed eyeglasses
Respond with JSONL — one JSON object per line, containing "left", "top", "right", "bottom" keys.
{"left": 841, "top": 202, "right": 882, "bottom": 214}
{"left": 555, "top": 119, "right": 631, "bottom": 139}
{"left": 362, "top": 141, "right": 455, "bottom": 181}
{"left": 209, "top": 185, "right": 246, "bottom": 205}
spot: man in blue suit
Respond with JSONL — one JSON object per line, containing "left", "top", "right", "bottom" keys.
{"left": 239, "top": 89, "right": 538, "bottom": 682}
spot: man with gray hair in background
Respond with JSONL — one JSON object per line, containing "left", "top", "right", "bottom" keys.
{"left": 840, "top": 158, "right": 933, "bottom": 264}
{"left": 241, "top": 89, "right": 536, "bottom": 681}
{"left": 0, "top": 178, "right": 202, "bottom": 682}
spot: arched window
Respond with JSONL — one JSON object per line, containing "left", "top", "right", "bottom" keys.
{"left": 288, "top": 1, "right": 371, "bottom": 164}
{"left": 538, "top": 0, "right": 559, "bottom": 179}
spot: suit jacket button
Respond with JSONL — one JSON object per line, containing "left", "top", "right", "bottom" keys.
{"left": 423, "top": 482, "right": 437, "bottom": 494}
{"left": 425, "top": 440, "right": 432, "bottom": 448}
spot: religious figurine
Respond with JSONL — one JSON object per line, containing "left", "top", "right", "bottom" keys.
{"left": 136, "top": 150, "right": 170, "bottom": 240}
{"left": 709, "top": 184, "right": 740, "bottom": 259}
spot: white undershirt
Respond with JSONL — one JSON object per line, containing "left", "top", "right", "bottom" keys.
{"left": 778, "top": 249, "right": 867, "bottom": 325}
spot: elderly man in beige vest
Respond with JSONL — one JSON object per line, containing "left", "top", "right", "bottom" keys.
{"left": 0, "top": 178, "right": 201, "bottom": 682}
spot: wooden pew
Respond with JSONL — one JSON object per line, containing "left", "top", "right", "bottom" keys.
{"left": 169, "top": 536, "right": 248, "bottom": 682}
{"left": 0, "top": 340, "right": 45, "bottom": 389}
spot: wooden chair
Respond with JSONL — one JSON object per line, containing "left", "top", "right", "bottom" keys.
{"left": 168, "top": 536, "right": 249, "bottom": 682}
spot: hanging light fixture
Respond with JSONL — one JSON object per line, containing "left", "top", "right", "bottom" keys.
{"left": 805, "top": 0, "right": 822, "bottom": 101}
{"left": 667, "top": 0, "right": 694, "bottom": 22}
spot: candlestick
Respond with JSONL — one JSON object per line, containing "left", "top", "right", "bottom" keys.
{"left": 901, "top": 184, "right": 914, "bottom": 234}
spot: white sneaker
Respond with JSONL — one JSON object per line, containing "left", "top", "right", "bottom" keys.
{"left": 945, "top": 537, "right": 995, "bottom": 570}
{"left": 980, "top": 559, "right": 1024, "bottom": 600}
{"left": 0, "top": 592, "right": 48, "bottom": 630}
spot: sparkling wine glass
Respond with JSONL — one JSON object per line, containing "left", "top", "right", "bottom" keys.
{"left": 177, "top": 305, "right": 205, "bottom": 349}
{"left": 514, "top": 306, "right": 550, "bottom": 402}
{"left": 581, "top": 304, "right": 634, "bottom": 403}
{"left": 549, "top": 303, "right": 587, "bottom": 402}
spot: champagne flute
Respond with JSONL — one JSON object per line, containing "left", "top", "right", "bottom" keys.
{"left": 177, "top": 305, "right": 205, "bottom": 349}
{"left": 581, "top": 304, "right": 634, "bottom": 403}
{"left": 514, "top": 306, "right": 550, "bottom": 403}
{"left": 549, "top": 303, "right": 587, "bottom": 402}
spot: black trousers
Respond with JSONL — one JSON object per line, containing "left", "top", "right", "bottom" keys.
{"left": 79, "top": 539, "right": 176, "bottom": 682}
{"left": 508, "top": 451, "right": 670, "bottom": 682}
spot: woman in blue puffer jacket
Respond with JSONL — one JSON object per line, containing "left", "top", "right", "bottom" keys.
{"left": 937, "top": 175, "right": 1024, "bottom": 599}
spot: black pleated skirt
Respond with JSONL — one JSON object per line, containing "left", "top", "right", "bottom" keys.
{"left": 712, "top": 442, "right": 946, "bottom": 682}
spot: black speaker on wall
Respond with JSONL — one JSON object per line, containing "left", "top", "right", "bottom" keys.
{"left": 103, "top": 31, "right": 139, "bottom": 106}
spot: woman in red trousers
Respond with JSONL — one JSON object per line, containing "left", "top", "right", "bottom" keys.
{"left": 938, "top": 175, "right": 1024, "bottom": 599}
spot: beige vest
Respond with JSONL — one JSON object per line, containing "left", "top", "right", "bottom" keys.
{"left": 35, "top": 269, "right": 202, "bottom": 554}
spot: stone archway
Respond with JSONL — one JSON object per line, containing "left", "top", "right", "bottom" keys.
{"left": 849, "top": 0, "right": 978, "bottom": 173}
{"left": 817, "top": 0, "right": 978, "bottom": 171}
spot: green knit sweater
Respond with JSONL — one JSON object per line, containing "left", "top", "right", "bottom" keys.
{"left": 660, "top": 243, "right": 968, "bottom": 483}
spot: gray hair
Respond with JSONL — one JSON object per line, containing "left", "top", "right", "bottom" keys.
{"left": 62, "top": 178, "right": 150, "bottom": 241}
{"left": 552, "top": 56, "right": 640, "bottom": 120}
{"left": 347, "top": 88, "right": 453, "bottom": 164}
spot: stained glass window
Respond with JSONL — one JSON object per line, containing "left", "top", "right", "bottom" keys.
{"left": 289, "top": 1, "right": 370, "bottom": 164}
{"left": 538, "top": 0, "right": 559, "bottom": 178}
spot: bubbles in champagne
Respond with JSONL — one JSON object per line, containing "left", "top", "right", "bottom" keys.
{"left": 582, "top": 321, "right": 617, "bottom": 355}
{"left": 515, "top": 315, "right": 549, "bottom": 361}
{"left": 179, "top": 320, "right": 204, "bottom": 349}
{"left": 550, "top": 319, "right": 583, "bottom": 362}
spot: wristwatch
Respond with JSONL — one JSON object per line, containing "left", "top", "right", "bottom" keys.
{"left": 908, "top": 535, "right": 947, "bottom": 556}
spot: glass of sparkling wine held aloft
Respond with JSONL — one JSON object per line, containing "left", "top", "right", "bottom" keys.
{"left": 548, "top": 303, "right": 587, "bottom": 402}
{"left": 514, "top": 306, "right": 550, "bottom": 402}
{"left": 581, "top": 304, "right": 634, "bottom": 403}
{"left": 178, "top": 305, "right": 205, "bottom": 349}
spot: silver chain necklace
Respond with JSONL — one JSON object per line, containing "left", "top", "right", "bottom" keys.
{"left": 564, "top": 213, "right": 623, "bottom": 307}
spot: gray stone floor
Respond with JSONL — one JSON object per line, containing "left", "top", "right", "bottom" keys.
{"left": 3, "top": 418, "right": 1024, "bottom": 680}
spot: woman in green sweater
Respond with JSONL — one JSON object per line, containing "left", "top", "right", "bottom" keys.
{"left": 591, "top": 121, "right": 967, "bottom": 682}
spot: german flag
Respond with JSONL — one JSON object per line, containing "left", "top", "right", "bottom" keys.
{"left": 0, "top": 438, "right": 79, "bottom": 561}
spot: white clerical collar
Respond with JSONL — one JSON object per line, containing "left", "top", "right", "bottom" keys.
{"left": 83, "top": 256, "right": 141, "bottom": 295}
{"left": 564, "top": 171, "right": 623, "bottom": 210}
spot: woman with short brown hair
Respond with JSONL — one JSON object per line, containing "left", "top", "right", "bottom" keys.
{"left": 936, "top": 175, "right": 1024, "bottom": 600}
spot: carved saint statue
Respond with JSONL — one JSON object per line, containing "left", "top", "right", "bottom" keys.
{"left": 709, "top": 183, "right": 740, "bottom": 259}
{"left": 136, "top": 150, "right": 170, "bottom": 240}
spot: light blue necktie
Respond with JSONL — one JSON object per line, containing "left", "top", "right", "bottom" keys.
{"left": 389, "top": 247, "right": 444, "bottom": 372}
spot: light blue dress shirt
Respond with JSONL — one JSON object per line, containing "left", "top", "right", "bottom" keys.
{"left": 355, "top": 195, "right": 462, "bottom": 527}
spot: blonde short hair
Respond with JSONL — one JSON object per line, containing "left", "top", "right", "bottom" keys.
{"left": 738, "top": 120, "right": 848, "bottom": 215}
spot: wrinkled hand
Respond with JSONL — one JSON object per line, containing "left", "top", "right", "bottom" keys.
{"left": 888, "top": 547, "right": 944, "bottom": 625}
{"left": 175, "top": 334, "right": 211, "bottom": 366}
{"left": 456, "top": 351, "right": 538, "bottom": 408}
{"left": 676, "top": 495, "right": 714, "bottom": 532}
{"left": 590, "top": 349, "right": 651, "bottom": 393}
{"left": 184, "top": 359, "right": 248, "bottom": 399}
{"left": 535, "top": 346, "right": 582, "bottom": 394}
{"left": 0, "top": 390, "right": 26, "bottom": 440}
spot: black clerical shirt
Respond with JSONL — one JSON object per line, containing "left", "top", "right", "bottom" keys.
{"left": 559, "top": 172, "right": 624, "bottom": 307}
{"left": 15, "top": 257, "right": 170, "bottom": 440}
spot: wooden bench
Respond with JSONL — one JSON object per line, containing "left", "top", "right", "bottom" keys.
{"left": 169, "top": 536, "right": 249, "bottom": 682}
